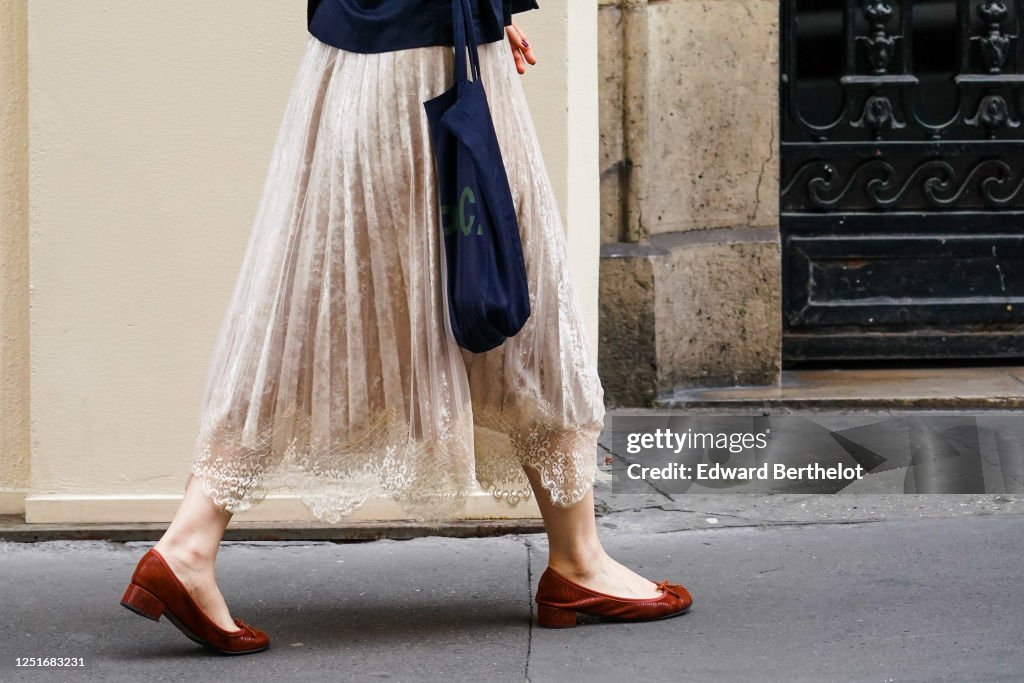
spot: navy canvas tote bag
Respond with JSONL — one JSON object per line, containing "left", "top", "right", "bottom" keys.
{"left": 423, "top": 0, "right": 531, "bottom": 353}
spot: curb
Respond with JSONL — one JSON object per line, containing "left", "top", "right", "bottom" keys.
{"left": 0, "top": 515, "right": 544, "bottom": 543}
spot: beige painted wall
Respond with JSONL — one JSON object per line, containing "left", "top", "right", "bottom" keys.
{"left": 20, "top": 0, "right": 599, "bottom": 522}
{"left": 0, "top": 0, "right": 30, "bottom": 513}
{"left": 517, "top": 2, "right": 602, "bottom": 344}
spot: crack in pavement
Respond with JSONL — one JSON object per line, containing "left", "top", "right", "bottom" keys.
{"left": 647, "top": 504, "right": 750, "bottom": 520}
{"left": 522, "top": 535, "right": 536, "bottom": 683}
{"left": 646, "top": 518, "right": 891, "bottom": 534}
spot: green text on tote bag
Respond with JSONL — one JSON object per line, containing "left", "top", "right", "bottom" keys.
{"left": 441, "top": 187, "right": 486, "bottom": 237}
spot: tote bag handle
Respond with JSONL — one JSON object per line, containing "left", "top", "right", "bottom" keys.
{"left": 452, "top": 0, "right": 483, "bottom": 85}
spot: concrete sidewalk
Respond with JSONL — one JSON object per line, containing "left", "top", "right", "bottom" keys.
{"left": 1, "top": 509, "right": 1022, "bottom": 682}
{"left": 3, "top": 402, "right": 1023, "bottom": 681}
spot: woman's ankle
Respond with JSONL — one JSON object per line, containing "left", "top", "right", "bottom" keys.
{"left": 547, "top": 542, "right": 609, "bottom": 581}
{"left": 154, "top": 536, "right": 218, "bottom": 573}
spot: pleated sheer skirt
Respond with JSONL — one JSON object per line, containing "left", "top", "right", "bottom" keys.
{"left": 188, "top": 35, "right": 607, "bottom": 523}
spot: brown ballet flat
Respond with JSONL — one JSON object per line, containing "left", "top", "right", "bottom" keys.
{"left": 534, "top": 565, "right": 693, "bottom": 628}
{"left": 120, "top": 548, "right": 270, "bottom": 655}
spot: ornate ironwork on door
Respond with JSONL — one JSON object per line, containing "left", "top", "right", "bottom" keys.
{"left": 781, "top": 0, "right": 1024, "bottom": 362}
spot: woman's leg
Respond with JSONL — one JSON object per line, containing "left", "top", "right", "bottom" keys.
{"left": 523, "top": 466, "right": 663, "bottom": 599}
{"left": 151, "top": 475, "right": 238, "bottom": 631}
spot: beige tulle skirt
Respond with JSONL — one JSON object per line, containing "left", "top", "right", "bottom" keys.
{"left": 187, "top": 34, "right": 606, "bottom": 523}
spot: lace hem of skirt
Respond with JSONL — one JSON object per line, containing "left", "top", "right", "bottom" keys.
{"left": 189, "top": 399, "right": 602, "bottom": 524}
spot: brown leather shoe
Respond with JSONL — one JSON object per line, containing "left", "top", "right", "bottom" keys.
{"left": 534, "top": 566, "right": 693, "bottom": 628}
{"left": 120, "top": 548, "right": 270, "bottom": 655}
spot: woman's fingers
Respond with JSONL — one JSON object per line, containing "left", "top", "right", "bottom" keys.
{"left": 505, "top": 21, "right": 536, "bottom": 75}
{"left": 512, "top": 22, "right": 536, "bottom": 65}
{"left": 510, "top": 39, "right": 526, "bottom": 74}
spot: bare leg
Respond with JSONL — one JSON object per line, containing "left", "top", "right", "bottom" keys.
{"left": 151, "top": 475, "right": 238, "bottom": 631}
{"left": 523, "top": 466, "right": 662, "bottom": 599}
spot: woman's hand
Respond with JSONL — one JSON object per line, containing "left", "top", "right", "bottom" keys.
{"left": 505, "top": 21, "right": 536, "bottom": 74}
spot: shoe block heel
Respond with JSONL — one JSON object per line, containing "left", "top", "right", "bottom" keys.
{"left": 537, "top": 604, "right": 577, "bottom": 628}
{"left": 120, "top": 583, "right": 166, "bottom": 622}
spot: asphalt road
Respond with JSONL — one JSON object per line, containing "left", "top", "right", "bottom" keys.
{"left": 1, "top": 512, "right": 1022, "bottom": 682}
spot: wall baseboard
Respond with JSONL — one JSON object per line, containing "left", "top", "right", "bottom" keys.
{"left": 24, "top": 490, "right": 540, "bottom": 524}
{"left": 0, "top": 490, "right": 27, "bottom": 515}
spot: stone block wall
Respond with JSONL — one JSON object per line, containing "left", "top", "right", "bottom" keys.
{"left": 597, "top": 0, "right": 782, "bottom": 406}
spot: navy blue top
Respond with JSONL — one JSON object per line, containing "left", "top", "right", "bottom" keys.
{"left": 307, "top": 0, "right": 540, "bottom": 54}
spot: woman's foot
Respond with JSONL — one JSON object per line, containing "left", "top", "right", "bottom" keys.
{"left": 548, "top": 547, "right": 663, "bottom": 599}
{"left": 519, "top": 467, "right": 668, "bottom": 600}
{"left": 152, "top": 540, "right": 238, "bottom": 632}
{"left": 520, "top": 465, "right": 689, "bottom": 609}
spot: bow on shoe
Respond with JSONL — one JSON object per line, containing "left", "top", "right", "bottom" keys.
{"left": 655, "top": 580, "right": 683, "bottom": 598}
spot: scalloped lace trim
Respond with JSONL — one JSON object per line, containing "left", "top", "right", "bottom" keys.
{"left": 189, "top": 399, "right": 602, "bottom": 524}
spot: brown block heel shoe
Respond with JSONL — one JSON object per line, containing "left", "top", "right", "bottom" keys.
{"left": 534, "top": 566, "right": 693, "bottom": 629}
{"left": 120, "top": 548, "right": 270, "bottom": 655}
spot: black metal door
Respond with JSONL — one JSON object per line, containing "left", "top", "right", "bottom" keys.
{"left": 781, "top": 0, "right": 1024, "bottom": 362}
